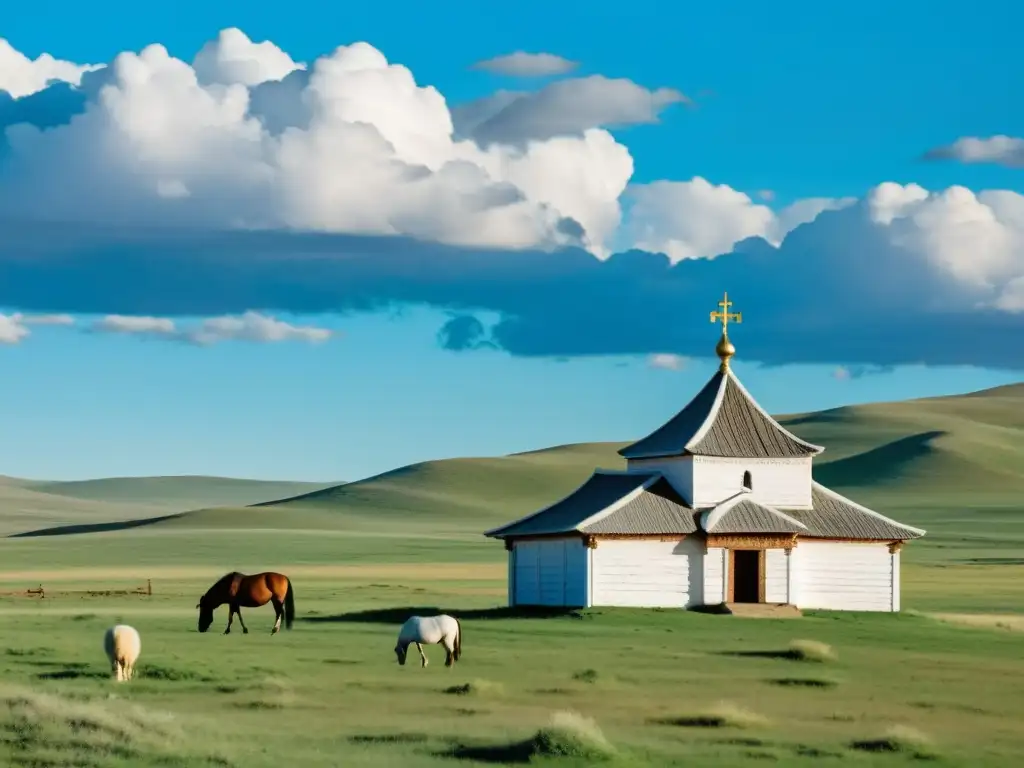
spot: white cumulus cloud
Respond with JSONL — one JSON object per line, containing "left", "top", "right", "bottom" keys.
{"left": 471, "top": 52, "right": 578, "bottom": 78}
{"left": 623, "top": 178, "right": 857, "bottom": 262}
{"left": 0, "top": 311, "right": 75, "bottom": 344}
{"left": 0, "top": 38, "right": 101, "bottom": 98}
{"left": 185, "top": 311, "right": 333, "bottom": 345}
{"left": 0, "top": 30, "right": 645, "bottom": 257}
{"left": 94, "top": 315, "right": 177, "bottom": 335}
{"left": 192, "top": 27, "right": 304, "bottom": 86}
{"left": 91, "top": 311, "right": 333, "bottom": 345}
{"left": 648, "top": 353, "right": 688, "bottom": 370}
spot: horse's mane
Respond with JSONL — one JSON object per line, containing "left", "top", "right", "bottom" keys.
{"left": 202, "top": 571, "right": 244, "bottom": 600}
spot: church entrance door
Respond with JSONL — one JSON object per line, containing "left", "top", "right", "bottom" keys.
{"left": 731, "top": 549, "right": 762, "bottom": 603}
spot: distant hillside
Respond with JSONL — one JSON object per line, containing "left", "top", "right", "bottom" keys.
{"left": 26, "top": 380, "right": 1019, "bottom": 540}
{"left": 0, "top": 476, "right": 339, "bottom": 536}
{"left": 32, "top": 476, "right": 338, "bottom": 509}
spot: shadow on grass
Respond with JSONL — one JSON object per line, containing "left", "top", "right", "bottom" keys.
{"left": 442, "top": 741, "right": 534, "bottom": 764}
{"left": 37, "top": 667, "right": 107, "bottom": 681}
{"left": 302, "top": 606, "right": 585, "bottom": 624}
{"left": 717, "top": 650, "right": 805, "bottom": 661}
{"left": 9, "top": 514, "right": 183, "bottom": 538}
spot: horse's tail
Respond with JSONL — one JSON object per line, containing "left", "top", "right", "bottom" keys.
{"left": 453, "top": 616, "right": 462, "bottom": 661}
{"left": 284, "top": 578, "right": 295, "bottom": 630}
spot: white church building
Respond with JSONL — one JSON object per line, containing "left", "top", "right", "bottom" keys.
{"left": 484, "top": 294, "right": 925, "bottom": 614}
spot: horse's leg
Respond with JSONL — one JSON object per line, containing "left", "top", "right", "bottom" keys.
{"left": 270, "top": 596, "right": 283, "bottom": 635}
{"left": 443, "top": 636, "right": 455, "bottom": 667}
{"left": 236, "top": 607, "right": 249, "bottom": 634}
{"left": 224, "top": 606, "right": 236, "bottom": 635}
{"left": 415, "top": 642, "right": 428, "bottom": 668}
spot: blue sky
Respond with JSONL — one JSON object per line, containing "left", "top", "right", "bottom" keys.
{"left": 0, "top": 1, "right": 1021, "bottom": 481}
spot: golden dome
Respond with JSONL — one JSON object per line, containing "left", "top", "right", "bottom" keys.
{"left": 716, "top": 332, "right": 736, "bottom": 370}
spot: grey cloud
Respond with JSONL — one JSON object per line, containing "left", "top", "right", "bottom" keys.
{"left": 922, "top": 135, "right": 1024, "bottom": 168}
{"left": 456, "top": 75, "right": 689, "bottom": 146}
{"left": 0, "top": 209, "right": 1021, "bottom": 370}
{"left": 471, "top": 52, "right": 579, "bottom": 78}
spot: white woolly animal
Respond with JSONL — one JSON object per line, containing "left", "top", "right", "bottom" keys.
{"left": 394, "top": 614, "right": 462, "bottom": 668}
{"left": 103, "top": 624, "right": 141, "bottom": 682}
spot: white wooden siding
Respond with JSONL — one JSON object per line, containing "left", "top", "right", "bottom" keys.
{"left": 703, "top": 546, "right": 726, "bottom": 604}
{"left": 626, "top": 456, "right": 693, "bottom": 503}
{"left": 764, "top": 548, "right": 789, "bottom": 603}
{"left": 891, "top": 550, "right": 901, "bottom": 612}
{"left": 511, "top": 538, "right": 588, "bottom": 607}
{"left": 591, "top": 538, "right": 702, "bottom": 608}
{"left": 691, "top": 456, "right": 812, "bottom": 508}
{"left": 792, "top": 541, "right": 895, "bottom": 612}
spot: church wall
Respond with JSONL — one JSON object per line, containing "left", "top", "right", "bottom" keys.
{"left": 764, "top": 548, "right": 790, "bottom": 603}
{"left": 625, "top": 456, "right": 694, "bottom": 502}
{"left": 510, "top": 537, "right": 588, "bottom": 608}
{"left": 703, "top": 546, "right": 726, "bottom": 603}
{"left": 591, "top": 537, "right": 702, "bottom": 608}
{"left": 790, "top": 541, "right": 895, "bottom": 612}
{"left": 691, "top": 456, "right": 813, "bottom": 508}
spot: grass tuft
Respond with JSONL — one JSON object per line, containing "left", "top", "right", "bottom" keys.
{"left": 655, "top": 701, "right": 770, "bottom": 729}
{"left": 530, "top": 711, "right": 616, "bottom": 760}
{"left": 851, "top": 725, "right": 938, "bottom": 759}
{"left": 0, "top": 684, "right": 228, "bottom": 765}
{"left": 571, "top": 668, "right": 600, "bottom": 683}
{"left": 445, "top": 710, "right": 615, "bottom": 763}
{"left": 786, "top": 639, "right": 836, "bottom": 663}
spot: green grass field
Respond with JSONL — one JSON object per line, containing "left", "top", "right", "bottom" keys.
{"left": 1, "top": 382, "right": 1022, "bottom": 766}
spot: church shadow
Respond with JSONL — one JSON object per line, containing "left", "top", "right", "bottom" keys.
{"left": 301, "top": 605, "right": 585, "bottom": 625}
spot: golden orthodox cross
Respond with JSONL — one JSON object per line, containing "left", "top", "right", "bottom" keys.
{"left": 709, "top": 292, "right": 742, "bottom": 333}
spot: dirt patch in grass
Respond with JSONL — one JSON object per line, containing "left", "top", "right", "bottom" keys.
{"left": 929, "top": 612, "right": 1024, "bottom": 633}
{"left": 350, "top": 732, "right": 430, "bottom": 745}
{"left": 654, "top": 702, "right": 770, "bottom": 729}
{"left": 141, "top": 664, "right": 215, "bottom": 683}
{"left": 443, "top": 679, "right": 504, "bottom": 697}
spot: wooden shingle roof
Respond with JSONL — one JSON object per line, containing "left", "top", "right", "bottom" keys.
{"left": 785, "top": 483, "right": 926, "bottom": 541}
{"left": 701, "top": 494, "right": 808, "bottom": 534}
{"left": 483, "top": 470, "right": 697, "bottom": 539}
{"left": 618, "top": 369, "right": 824, "bottom": 460}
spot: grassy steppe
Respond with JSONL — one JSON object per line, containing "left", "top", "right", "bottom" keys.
{"left": 0, "top": 381, "right": 1021, "bottom": 766}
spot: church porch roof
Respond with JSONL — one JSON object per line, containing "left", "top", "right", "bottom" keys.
{"left": 701, "top": 493, "right": 808, "bottom": 535}
{"left": 483, "top": 470, "right": 697, "bottom": 539}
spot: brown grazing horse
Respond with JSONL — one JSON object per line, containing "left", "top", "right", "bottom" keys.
{"left": 196, "top": 571, "right": 295, "bottom": 635}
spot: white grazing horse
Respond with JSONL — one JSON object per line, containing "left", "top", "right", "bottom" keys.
{"left": 103, "top": 624, "right": 141, "bottom": 682}
{"left": 394, "top": 614, "right": 462, "bottom": 668}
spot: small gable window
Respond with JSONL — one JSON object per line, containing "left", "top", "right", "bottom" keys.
{"left": 742, "top": 471, "right": 753, "bottom": 491}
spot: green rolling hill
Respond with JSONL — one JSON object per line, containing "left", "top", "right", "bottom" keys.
{"left": 0, "top": 476, "right": 338, "bottom": 536}
{"left": 3, "top": 382, "right": 1023, "bottom": 555}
